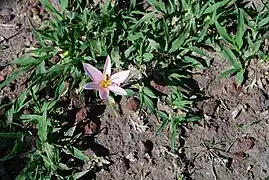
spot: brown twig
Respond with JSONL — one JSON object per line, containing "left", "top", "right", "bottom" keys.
{"left": 211, "top": 161, "right": 218, "bottom": 180}
{"left": 226, "top": 137, "right": 238, "bottom": 153}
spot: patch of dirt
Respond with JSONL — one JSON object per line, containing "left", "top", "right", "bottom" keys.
{"left": 0, "top": 0, "right": 36, "bottom": 103}
{"left": 93, "top": 98, "right": 186, "bottom": 180}
{"left": 84, "top": 54, "right": 268, "bottom": 180}
{"left": 1, "top": 1, "right": 269, "bottom": 180}
{"left": 87, "top": 53, "right": 269, "bottom": 180}
{"left": 187, "top": 53, "right": 269, "bottom": 180}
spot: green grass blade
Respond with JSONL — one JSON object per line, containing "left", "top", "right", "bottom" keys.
{"left": 6, "top": 105, "right": 14, "bottom": 125}
{"left": 40, "top": 0, "right": 62, "bottom": 20}
{"left": 202, "top": 0, "right": 229, "bottom": 15}
{"left": 142, "top": 94, "right": 155, "bottom": 113}
{"left": 130, "top": 0, "right": 136, "bottom": 9}
{"left": 15, "top": 91, "right": 28, "bottom": 113}
{"left": 0, "top": 101, "right": 14, "bottom": 110}
{"left": 0, "top": 139, "right": 23, "bottom": 161}
{"left": 183, "top": 56, "right": 204, "bottom": 68}
{"left": 222, "top": 46, "right": 242, "bottom": 69}
{"left": 143, "top": 87, "right": 157, "bottom": 99}
{"left": 59, "top": 0, "right": 68, "bottom": 11}
{"left": 0, "top": 67, "right": 28, "bottom": 89}
{"left": 30, "top": 47, "right": 55, "bottom": 54}
{"left": 235, "top": 69, "right": 245, "bottom": 84}
{"left": 215, "top": 21, "right": 233, "bottom": 44}
{"left": 148, "top": 39, "right": 160, "bottom": 51}
{"left": 170, "top": 116, "right": 183, "bottom": 152}
{"left": 131, "top": 12, "right": 155, "bottom": 34}
{"left": 236, "top": 9, "right": 245, "bottom": 50}
{"left": 169, "top": 25, "right": 190, "bottom": 53}
{"left": 42, "top": 64, "right": 67, "bottom": 81}
{"left": 143, "top": 53, "right": 154, "bottom": 62}
{"left": 13, "top": 54, "right": 52, "bottom": 67}
{"left": 188, "top": 46, "right": 209, "bottom": 58}
{"left": 173, "top": 99, "right": 193, "bottom": 108}
{"left": 162, "top": 19, "right": 169, "bottom": 51}
{"left": 64, "top": 146, "right": 90, "bottom": 161}
{"left": 20, "top": 116, "right": 41, "bottom": 123}
{"left": 12, "top": 57, "right": 37, "bottom": 66}
{"left": 72, "top": 170, "right": 90, "bottom": 179}
{"left": 147, "top": 0, "right": 166, "bottom": 13}
{"left": 219, "top": 68, "right": 238, "bottom": 78}
{"left": 156, "top": 111, "right": 169, "bottom": 135}
{"left": 55, "top": 80, "right": 66, "bottom": 99}
{"left": 0, "top": 132, "right": 22, "bottom": 139}
{"left": 38, "top": 111, "right": 48, "bottom": 144}
{"left": 258, "top": 16, "right": 269, "bottom": 28}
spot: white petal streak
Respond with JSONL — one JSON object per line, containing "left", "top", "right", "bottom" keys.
{"left": 83, "top": 82, "right": 100, "bottom": 90}
{"left": 99, "top": 88, "right": 109, "bottom": 99}
{"left": 110, "top": 70, "right": 130, "bottom": 85}
{"left": 108, "top": 85, "right": 127, "bottom": 95}
{"left": 103, "top": 56, "right": 111, "bottom": 76}
{"left": 83, "top": 63, "right": 103, "bottom": 82}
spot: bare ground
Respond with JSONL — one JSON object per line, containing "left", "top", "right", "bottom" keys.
{"left": 1, "top": 0, "right": 269, "bottom": 180}
{"left": 89, "top": 55, "right": 269, "bottom": 180}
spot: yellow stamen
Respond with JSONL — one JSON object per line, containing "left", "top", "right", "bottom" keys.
{"left": 100, "top": 74, "right": 111, "bottom": 88}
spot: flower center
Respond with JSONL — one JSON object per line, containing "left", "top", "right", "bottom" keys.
{"left": 100, "top": 74, "right": 111, "bottom": 88}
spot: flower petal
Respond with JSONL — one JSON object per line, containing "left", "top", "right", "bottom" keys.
{"left": 83, "top": 82, "right": 100, "bottom": 90}
{"left": 103, "top": 56, "right": 111, "bottom": 76}
{"left": 83, "top": 63, "right": 103, "bottom": 82}
{"left": 99, "top": 88, "right": 109, "bottom": 100}
{"left": 110, "top": 70, "right": 130, "bottom": 85}
{"left": 108, "top": 85, "right": 127, "bottom": 96}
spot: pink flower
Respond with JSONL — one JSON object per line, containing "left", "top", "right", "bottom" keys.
{"left": 83, "top": 56, "right": 130, "bottom": 100}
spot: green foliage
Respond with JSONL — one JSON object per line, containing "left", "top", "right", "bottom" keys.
{"left": 215, "top": 5, "right": 269, "bottom": 84}
{"left": 0, "top": 0, "right": 268, "bottom": 178}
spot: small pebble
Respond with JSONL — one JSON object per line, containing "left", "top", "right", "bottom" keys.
{"left": 247, "top": 165, "right": 253, "bottom": 171}
{"left": 261, "top": 78, "right": 267, "bottom": 85}
{"left": 30, "top": 7, "right": 39, "bottom": 16}
{"left": 126, "top": 152, "right": 137, "bottom": 162}
{"left": 0, "top": 75, "right": 5, "bottom": 82}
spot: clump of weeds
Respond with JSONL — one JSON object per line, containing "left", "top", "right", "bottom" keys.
{"left": 0, "top": 0, "right": 268, "bottom": 179}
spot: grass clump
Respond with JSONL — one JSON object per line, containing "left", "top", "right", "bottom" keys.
{"left": 0, "top": 0, "right": 268, "bottom": 179}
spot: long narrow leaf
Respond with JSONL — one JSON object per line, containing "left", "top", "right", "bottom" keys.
{"left": 236, "top": 9, "right": 245, "bottom": 50}
{"left": 258, "top": 16, "right": 269, "bottom": 28}
{"left": 215, "top": 21, "right": 233, "bottom": 44}
{"left": 156, "top": 111, "right": 169, "bottom": 135}
{"left": 219, "top": 68, "right": 238, "bottom": 78}
{"left": 131, "top": 12, "right": 155, "bottom": 34}
{"left": 142, "top": 94, "right": 155, "bottom": 113}
{"left": 0, "top": 139, "right": 23, "bottom": 161}
{"left": 169, "top": 25, "right": 190, "bottom": 53}
{"left": 147, "top": 0, "right": 166, "bottom": 13}
{"left": 38, "top": 112, "right": 48, "bottom": 143}
{"left": 0, "top": 67, "right": 28, "bottom": 89}
{"left": 72, "top": 170, "right": 90, "bottom": 179}
{"left": 235, "top": 69, "right": 245, "bottom": 84}
{"left": 15, "top": 91, "right": 28, "bottom": 113}
{"left": 40, "top": 0, "right": 62, "bottom": 20}
{"left": 64, "top": 146, "right": 90, "bottom": 161}
{"left": 202, "top": 0, "right": 229, "bottom": 15}
{"left": 59, "top": 0, "right": 68, "bottom": 11}
{"left": 222, "top": 46, "right": 242, "bottom": 69}
{"left": 0, "top": 132, "right": 22, "bottom": 139}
